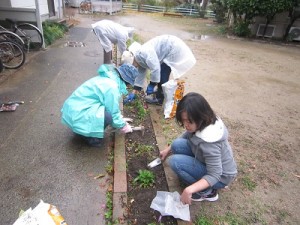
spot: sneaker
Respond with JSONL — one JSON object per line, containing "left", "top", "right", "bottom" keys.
{"left": 145, "top": 95, "right": 163, "bottom": 106}
{"left": 191, "top": 189, "right": 219, "bottom": 202}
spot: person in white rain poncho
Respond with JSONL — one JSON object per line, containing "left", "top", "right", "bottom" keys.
{"left": 92, "top": 20, "right": 134, "bottom": 64}
{"left": 123, "top": 35, "right": 196, "bottom": 105}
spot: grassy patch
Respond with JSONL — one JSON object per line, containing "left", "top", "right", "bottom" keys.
{"left": 195, "top": 212, "right": 246, "bottom": 225}
{"left": 241, "top": 175, "right": 257, "bottom": 191}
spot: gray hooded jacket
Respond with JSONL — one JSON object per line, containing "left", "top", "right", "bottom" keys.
{"left": 181, "top": 117, "right": 237, "bottom": 186}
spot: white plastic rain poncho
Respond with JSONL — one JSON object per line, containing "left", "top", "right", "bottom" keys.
{"left": 134, "top": 35, "right": 196, "bottom": 87}
{"left": 91, "top": 20, "right": 134, "bottom": 54}
{"left": 61, "top": 64, "right": 128, "bottom": 138}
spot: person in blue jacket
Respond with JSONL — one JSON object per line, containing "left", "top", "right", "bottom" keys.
{"left": 61, "top": 63, "right": 138, "bottom": 147}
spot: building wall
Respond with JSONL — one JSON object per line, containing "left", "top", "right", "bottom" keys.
{"left": 0, "top": 0, "right": 12, "bottom": 7}
{"left": 252, "top": 11, "right": 300, "bottom": 39}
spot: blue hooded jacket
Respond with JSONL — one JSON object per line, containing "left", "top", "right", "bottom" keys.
{"left": 61, "top": 64, "right": 128, "bottom": 138}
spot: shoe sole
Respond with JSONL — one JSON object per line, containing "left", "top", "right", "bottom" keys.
{"left": 191, "top": 193, "right": 219, "bottom": 202}
{"left": 145, "top": 99, "right": 162, "bottom": 106}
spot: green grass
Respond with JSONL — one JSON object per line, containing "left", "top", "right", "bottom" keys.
{"left": 241, "top": 175, "right": 257, "bottom": 191}
{"left": 195, "top": 212, "right": 246, "bottom": 225}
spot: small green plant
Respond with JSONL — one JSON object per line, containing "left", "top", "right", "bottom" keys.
{"left": 132, "top": 95, "right": 148, "bottom": 120}
{"left": 105, "top": 191, "right": 113, "bottom": 220}
{"left": 133, "top": 169, "right": 155, "bottom": 188}
{"left": 105, "top": 150, "right": 114, "bottom": 174}
{"left": 135, "top": 144, "right": 154, "bottom": 156}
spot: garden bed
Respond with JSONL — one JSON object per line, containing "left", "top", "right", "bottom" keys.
{"left": 123, "top": 97, "right": 178, "bottom": 225}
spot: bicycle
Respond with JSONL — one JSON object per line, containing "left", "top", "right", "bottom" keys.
{"left": 0, "top": 40, "right": 26, "bottom": 69}
{"left": 5, "top": 18, "right": 43, "bottom": 52}
{"left": 0, "top": 29, "right": 25, "bottom": 48}
{"left": 0, "top": 58, "right": 3, "bottom": 73}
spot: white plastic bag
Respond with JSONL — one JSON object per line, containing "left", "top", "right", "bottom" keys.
{"left": 13, "top": 200, "right": 67, "bottom": 225}
{"left": 162, "top": 80, "right": 185, "bottom": 119}
{"left": 150, "top": 191, "right": 190, "bottom": 221}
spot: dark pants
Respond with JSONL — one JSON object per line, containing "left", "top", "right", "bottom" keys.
{"left": 156, "top": 62, "right": 171, "bottom": 101}
{"left": 103, "top": 50, "right": 112, "bottom": 64}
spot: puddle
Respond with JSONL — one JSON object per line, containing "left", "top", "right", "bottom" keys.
{"left": 191, "top": 35, "right": 211, "bottom": 41}
{"left": 83, "top": 50, "right": 101, "bottom": 57}
{"left": 65, "top": 41, "right": 86, "bottom": 47}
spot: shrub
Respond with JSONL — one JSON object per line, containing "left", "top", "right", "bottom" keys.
{"left": 233, "top": 21, "right": 251, "bottom": 37}
{"left": 43, "top": 21, "right": 68, "bottom": 46}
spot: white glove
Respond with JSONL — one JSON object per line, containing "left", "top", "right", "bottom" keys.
{"left": 120, "top": 123, "right": 133, "bottom": 134}
{"left": 123, "top": 117, "right": 133, "bottom": 123}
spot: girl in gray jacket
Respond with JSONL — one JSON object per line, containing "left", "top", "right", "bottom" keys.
{"left": 160, "top": 92, "right": 237, "bottom": 205}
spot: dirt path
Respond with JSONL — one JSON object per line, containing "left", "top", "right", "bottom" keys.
{"left": 109, "top": 12, "right": 300, "bottom": 224}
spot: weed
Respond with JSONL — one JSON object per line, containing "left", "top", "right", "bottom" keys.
{"left": 105, "top": 191, "right": 113, "bottom": 220}
{"left": 133, "top": 169, "right": 155, "bottom": 188}
{"left": 133, "top": 95, "right": 148, "bottom": 120}
{"left": 135, "top": 144, "right": 154, "bottom": 156}
{"left": 105, "top": 150, "right": 114, "bottom": 174}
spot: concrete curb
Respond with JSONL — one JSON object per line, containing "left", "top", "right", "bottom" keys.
{"left": 113, "top": 132, "right": 127, "bottom": 222}
{"left": 148, "top": 106, "right": 191, "bottom": 225}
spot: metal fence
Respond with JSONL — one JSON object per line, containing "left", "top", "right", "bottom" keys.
{"left": 122, "top": 3, "right": 215, "bottom": 18}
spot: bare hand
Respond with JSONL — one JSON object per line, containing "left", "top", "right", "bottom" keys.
{"left": 159, "top": 147, "right": 171, "bottom": 161}
{"left": 180, "top": 188, "right": 193, "bottom": 205}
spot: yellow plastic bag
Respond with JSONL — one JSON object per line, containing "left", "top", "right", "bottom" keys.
{"left": 162, "top": 80, "right": 185, "bottom": 119}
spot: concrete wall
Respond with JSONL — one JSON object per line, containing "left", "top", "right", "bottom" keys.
{"left": 0, "top": 0, "right": 12, "bottom": 7}
{"left": 252, "top": 11, "right": 300, "bottom": 39}
{"left": 0, "top": 0, "right": 63, "bottom": 21}
{"left": 0, "top": 7, "right": 37, "bottom": 23}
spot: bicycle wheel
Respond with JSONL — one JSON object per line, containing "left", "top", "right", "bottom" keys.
{"left": 0, "top": 30, "right": 25, "bottom": 49}
{"left": 0, "top": 40, "right": 26, "bottom": 69}
{"left": 0, "top": 58, "right": 3, "bottom": 73}
{"left": 15, "top": 23, "right": 43, "bottom": 51}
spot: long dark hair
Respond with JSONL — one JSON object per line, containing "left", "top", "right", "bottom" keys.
{"left": 176, "top": 92, "right": 217, "bottom": 131}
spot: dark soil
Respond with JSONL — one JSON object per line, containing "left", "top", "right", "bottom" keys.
{"left": 123, "top": 99, "right": 177, "bottom": 225}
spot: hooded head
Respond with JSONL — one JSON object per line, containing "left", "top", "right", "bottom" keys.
{"left": 121, "top": 51, "right": 134, "bottom": 65}
{"left": 128, "top": 41, "right": 142, "bottom": 56}
{"left": 126, "top": 27, "right": 134, "bottom": 39}
{"left": 116, "top": 63, "right": 139, "bottom": 86}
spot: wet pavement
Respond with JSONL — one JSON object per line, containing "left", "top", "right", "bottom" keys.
{"left": 0, "top": 17, "right": 109, "bottom": 224}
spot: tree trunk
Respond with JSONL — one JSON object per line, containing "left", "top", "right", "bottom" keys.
{"left": 201, "top": 0, "right": 209, "bottom": 10}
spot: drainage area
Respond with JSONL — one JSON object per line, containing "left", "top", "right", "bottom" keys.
{"left": 65, "top": 41, "right": 86, "bottom": 47}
